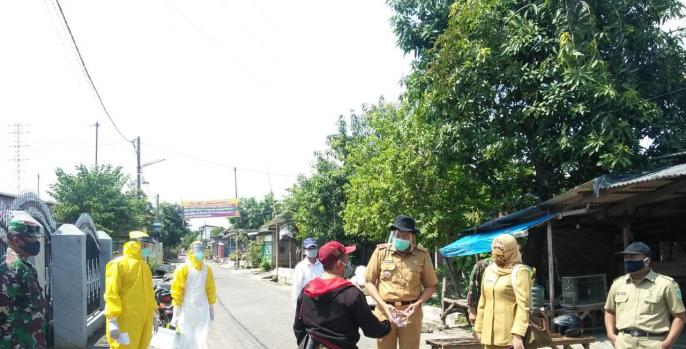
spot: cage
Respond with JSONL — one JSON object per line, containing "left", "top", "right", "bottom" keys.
{"left": 561, "top": 274, "right": 607, "bottom": 307}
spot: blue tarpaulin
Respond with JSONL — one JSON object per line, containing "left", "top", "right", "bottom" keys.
{"left": 439, "top": 213, "right": 558, "bottom": 257}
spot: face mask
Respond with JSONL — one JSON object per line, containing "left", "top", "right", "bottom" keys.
{"left": 625, "top": 259, "right": 647, "bottom": 273}
{"left": 305, "top": 249, "right": 318, "bottom": 258}
{"left": 195, "top": 252, "right": 204, "bottom": 262}
{"left": 492, "top": 247, "right": 509, "bottom": 267}
{"left": 394, "top": 238, "right": 410, "bottom": 251}
{"left": 343, "top": 261, "right": 353, "bottom": 279}
{"left": 141, "top": 248, "right": 151, "bottom": 258}
{"left": 21, "top": 238, "right": 40, "bottom": 256}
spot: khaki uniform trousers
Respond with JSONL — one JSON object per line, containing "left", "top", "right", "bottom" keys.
{"left": 374, "top": 304, "right": 423, "bottom": 349}
{"left": 615, "top": 332, "right": 664, "bottom": 349}
{"left": 483, "top": 345, "right": 510, "bottom": 349}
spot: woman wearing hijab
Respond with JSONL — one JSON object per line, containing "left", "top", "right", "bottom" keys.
{"left": 170, "top": 241, "right": 217, "bottom": 349}
{"left": 474, "top": 234, "right": 531, "bottom": 349}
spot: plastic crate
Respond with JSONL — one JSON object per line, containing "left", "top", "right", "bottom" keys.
{"left": 561, "top": 274, "right": 607, "bottom": 307}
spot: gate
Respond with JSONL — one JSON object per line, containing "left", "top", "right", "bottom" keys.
{"left": 75, "top": 214, "right": 103, "bottom": 317}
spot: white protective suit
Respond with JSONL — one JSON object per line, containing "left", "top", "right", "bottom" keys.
{"left": 171, "top": 242, "right": 215, "bottom": 349}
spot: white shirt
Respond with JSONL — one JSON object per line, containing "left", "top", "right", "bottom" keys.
{"left": 292, "top": 257, "right": 324, "bottom": 307}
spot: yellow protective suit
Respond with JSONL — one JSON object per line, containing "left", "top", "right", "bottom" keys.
{"left": 104, "top": 241, "right": 157, "bottom": 349}
{"left": 170, "top": 246, "right": 216, "bottom": 306}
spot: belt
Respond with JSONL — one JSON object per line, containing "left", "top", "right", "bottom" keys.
{"left": 620, "top": 329, "right": 667, "bottom": 338}
{"left": 384, "top": 299, "right": 416, "bottom": 307}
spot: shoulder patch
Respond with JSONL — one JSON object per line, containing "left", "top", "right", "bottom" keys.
{"left": 377, "top": 243, "right": 390, "bottom": 249}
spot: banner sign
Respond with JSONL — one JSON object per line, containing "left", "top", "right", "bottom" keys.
{"left": 181, "top": 199, "right": 240, "bottom": 219}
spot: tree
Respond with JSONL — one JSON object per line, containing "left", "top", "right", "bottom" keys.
{"left": 386, "top": 0, "right": 456, "bottom": 57}
{"left": 282, "top": 116, "right": 360, "bottom": 244}
{"left": 406, "top": 0, "right": 686, "bottom": 202}
{"left": 158, "top": 202, "right": 191, "bottom": 254}
{"left": 50, "top": 165, "right": 153, "bottom": 241}
{"left": 211, "top": 226, "right": 224, "bottom": 237}
{"left": 342, "top": 102, "right": 488, "bottom": 248}
{"left": 229, "top": 193, "right": 275, "bottom": 230}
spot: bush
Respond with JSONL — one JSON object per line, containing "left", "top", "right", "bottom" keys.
{"left": 246, "top": 242, "right": 263, "bottom": 267}
{"left": 260, "top": 258, "right": 272, "bottom": 271}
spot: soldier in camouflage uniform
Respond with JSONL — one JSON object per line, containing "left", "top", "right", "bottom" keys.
{"left": 0, "top": 214, "right": 47, "bottom": 349}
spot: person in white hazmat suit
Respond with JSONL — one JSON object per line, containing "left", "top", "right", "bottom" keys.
{"left": 170, "top": 241, "right": 217, "bottom": 349}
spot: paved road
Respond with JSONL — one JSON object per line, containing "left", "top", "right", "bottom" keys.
{"left": 208, "top": 264, "right": 378, "bottom": 349}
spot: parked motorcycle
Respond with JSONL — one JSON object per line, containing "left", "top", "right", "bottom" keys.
{"left": 153, "top": 276, "right": 174, "bottom": 328}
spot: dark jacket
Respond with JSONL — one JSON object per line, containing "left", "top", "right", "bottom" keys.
{"left": 294, "top": 277, "right": 391, "bottom": 349}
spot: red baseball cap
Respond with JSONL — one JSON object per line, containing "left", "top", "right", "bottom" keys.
{"left": 318, "top": 241, "right": 356, "bottom": 267}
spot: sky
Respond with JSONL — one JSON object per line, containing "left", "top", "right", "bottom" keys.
{"left": 0, "top": 1, "right": 412, "bottom": 227}
{"left": 1, "top": 1, "right": 683, "bottom": 229}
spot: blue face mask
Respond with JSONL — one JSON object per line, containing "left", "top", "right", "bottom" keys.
{"left": 394, "top": 238, "right": 411, "bottom": 251}
{"left": 141, "top": 248, "right": 151, "bottom": 258}
{"left": 305, "top": 249, "right": 318, "bottom": 258}
{"left": 195, "top": 252, "right": 204, "bottom": 262}
{"left": 625, "top": 259, "right": 647, "bottom": 273}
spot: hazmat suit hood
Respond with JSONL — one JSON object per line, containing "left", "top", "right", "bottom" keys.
{"left": 123, "top": 240, "right": 143, "bottom": 258}
{"left": 303, "top": 277, "right": 354, "bottom": 301}
{"left": 187, "top": 241, "right": 205, "bottom": 270}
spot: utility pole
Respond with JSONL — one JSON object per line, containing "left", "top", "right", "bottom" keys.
{"left": 233, "top": 167, "right": 238, "bottom": 198}
{"left": 136, "top": 137, "right": 141, "bottom": 192}
{"left": 94, "top": 121, "right": 99, "bottom": 167}
{"left": 156, "top": 194, "right": 160, "bottom": 219}
{"left": 37, "top": 174, "right": 40, "bottom": 198}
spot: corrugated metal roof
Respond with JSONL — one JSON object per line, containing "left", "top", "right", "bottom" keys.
{"left": 607, "top": 163, "right": 686, "bottom": 188}
{"left": 541, "top": 164, "right": 686, "bottom": 209}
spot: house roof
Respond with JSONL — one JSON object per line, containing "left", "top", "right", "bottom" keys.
{"left": 462, "top": 163, "right": 686, "bottom": 234}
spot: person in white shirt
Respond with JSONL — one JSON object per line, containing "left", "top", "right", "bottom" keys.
{"left": 292, "top": 237, "right": 324, "bottom": 308}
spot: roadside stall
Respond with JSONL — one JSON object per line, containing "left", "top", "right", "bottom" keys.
{"left": 431, "top": 163, "right": 686, "bottom": 348}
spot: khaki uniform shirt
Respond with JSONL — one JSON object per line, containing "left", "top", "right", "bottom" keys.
{"left": 605, "top": 270, "right": 685, "bottom": 333}
{"left": 474, "top": 265, "right": 531, "bottom": 346}
{"left": 365, "top": 243, "right": 439, "bottom": 302}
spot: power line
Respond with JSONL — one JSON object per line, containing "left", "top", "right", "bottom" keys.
{"left": 52, "top": 0, "right": 132, "bottom": 143}
{"left": 141, "top": 142, "right": 299, "bottom": 178}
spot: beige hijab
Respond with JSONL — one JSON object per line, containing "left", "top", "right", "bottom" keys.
{"left": 490, "top": 234, "right": 521, "bottom": 276}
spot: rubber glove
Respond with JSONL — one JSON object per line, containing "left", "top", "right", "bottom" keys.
{"left": 210, "top": 304, "right": 215, "bottom": 321}
{"left": 171, "top": 305, "right": 181, "bottom": 328}
{"left": 153, "top": 313, "right": 160, "bottom": 334}
{"left": 108, "top": 318, "right": 121, "bottom": 339}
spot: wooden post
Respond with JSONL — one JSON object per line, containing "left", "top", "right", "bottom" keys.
{"left": 547, "top": 221, "right": 555, "bottom": 318}
{"left": 441, "top": 276, "right": 448, "bottom": 325}
{"left": 443, "top": 257, "right": 461, "bottom": 295}
{"left": 622, "top": 222, "right": 632, "bottom": 247}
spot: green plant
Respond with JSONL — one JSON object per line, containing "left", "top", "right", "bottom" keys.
{"left": 246, "top": 241, "right": 263, "bottom": 268}
{"left": 260, "top": 258, "right": 272, "bottom": 271}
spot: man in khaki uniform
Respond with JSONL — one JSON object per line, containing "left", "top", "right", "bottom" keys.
{"left": 605, "top": 242, "right": 685, "bottom": 349}
{"left": 365, "top": 215, "right": 438, "bottom": 349}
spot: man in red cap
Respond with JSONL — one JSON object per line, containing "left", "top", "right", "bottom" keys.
{"left": 294, "top": 241, "right": 391, "bottom": 349}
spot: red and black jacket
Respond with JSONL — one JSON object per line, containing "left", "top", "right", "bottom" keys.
{"left": 294, "top": 277, "right": 391, "bottom": 349}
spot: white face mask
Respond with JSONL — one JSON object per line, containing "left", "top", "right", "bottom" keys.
{"left": 305, "top": 249, "right": 318, "bottom": 258}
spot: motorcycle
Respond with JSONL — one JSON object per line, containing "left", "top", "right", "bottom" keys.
{"left": 153, "top": 277, "right": 174, "bottom": 328}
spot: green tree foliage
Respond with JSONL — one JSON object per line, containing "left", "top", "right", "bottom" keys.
{"left": 343, "top": 102, "right": 488, "bottom": 248}
{"left": 230, "top": 193, "right": 275, "bottom": 230}
{"left": 282, "top": 117, "right": 357, "bottom": 244}
{"left": 407, "top": 0, "right": 686, "bottom": 201}
{"left": 211, "top": 226, "right": 224, "bottom": 237}
{"left": 50, "top": 165, "right": 152, "bottom": 241}
{"left": 158, "top": 202, "right": 191, "bottom": 253}
{"left": 387, "top": 0, "right": 456, "bottom": 57}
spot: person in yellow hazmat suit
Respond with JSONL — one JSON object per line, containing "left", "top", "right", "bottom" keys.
{"left": 104, "top": 231, "right": 159, "bottom": 349}
{"left": 170, "top": 241, "right": 217, "bottom": 349}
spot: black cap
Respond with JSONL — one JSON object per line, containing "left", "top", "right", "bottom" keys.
{"left": 389, "top": 215, "right": 420, "bottom": 235}
{"left": 616, "top": 242, "right": 652, "bottom": 257}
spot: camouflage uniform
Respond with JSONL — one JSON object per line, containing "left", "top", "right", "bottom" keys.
{"left": 0, "top": 249, "right": 47, "bottom": 349}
